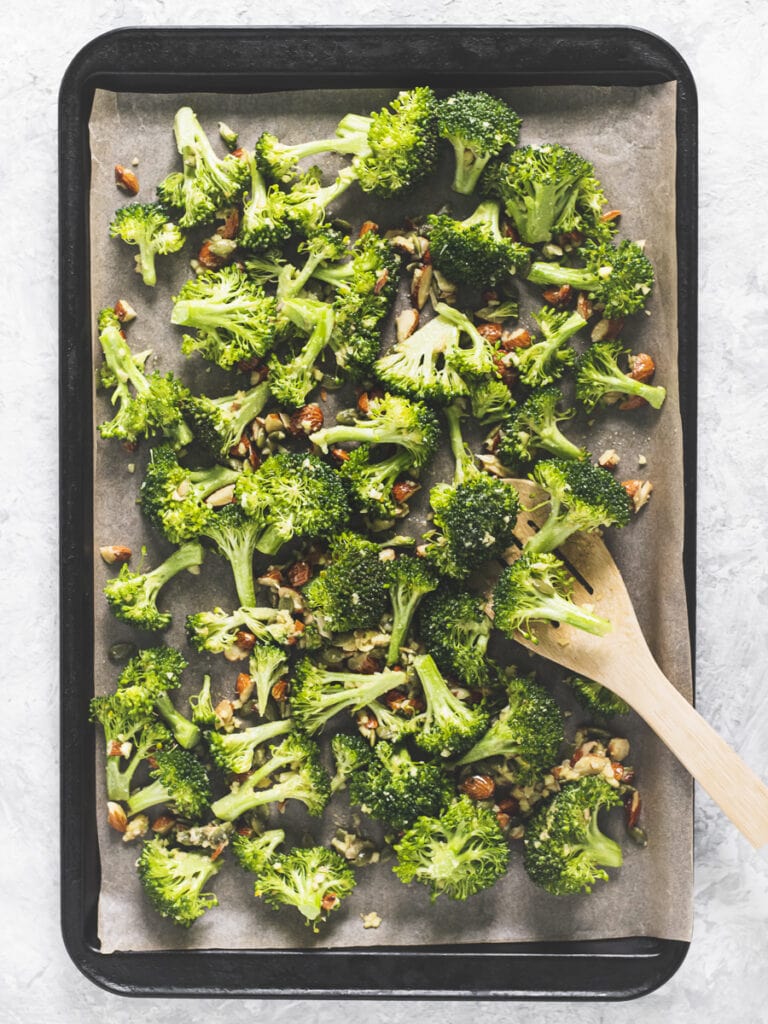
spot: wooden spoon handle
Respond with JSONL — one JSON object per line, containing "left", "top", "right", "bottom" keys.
{"left": 613, "top": 655, "right": 768, "bottom": 849}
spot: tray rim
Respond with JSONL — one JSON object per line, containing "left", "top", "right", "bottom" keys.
{"left": 59, "top": 23, "right": 698, "bottom": 1001}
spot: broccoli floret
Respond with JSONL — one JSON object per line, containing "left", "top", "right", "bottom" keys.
{"left": 493, "top": 552, "right": 611, "bottom": 642}
{"left": 437, "top": 91, "right": 522, "bottom": 195}
{"left": 109, "top": 201, "right": 185, "bottom": 286}
{"left": 337, "top": 445, "right": 420, "bottom": 520}
{"left": 255, "top": 88, "right": 437, "bottom": 198}
{"left": 418, "top": 588, "right": 493, "bottom": 691}
{"left": 289, "top": 658, "right": 408, "bottom": 735}
{"left": 304, "top": 532, "right": 390, "bottom": 636}
{"left": 567, "top": 676, "right": 630, "bottom": 719}
{"left": 527, "top": 240, "right": 654, "bottom": 320}
{"left": 89, "top": 694, "right": 171, "bottom": 802}
{"left": 182, "top": 381, "right": 271, "bottom": 458}
{"left": 312, "top": 228, "right": 400, "bottom": 299}
{"left": 232, "top": 828, "right": 286, "bottom": 873}
{"left": 185, "top": 605, "right": 299, "bottom": 656}
{"left": 494, "top": 385, "right": 588, "bottom": 469}
{"left": 512, "top": 307, "right": 587, "bottom": 388}
{"left": 116, "top": 646, "right": 200, "bottom": 750}
{"left": 267, "top": 296, "right": 336, "bottom": 408}
{"left": 330, "top": 733, "right": 374, "bottom": 793}
{"left": 430, "top": 303, "right": 500, "bottom": 379}
{"left": 139, "top": 444, "right": 241, "bottom": 545}
{"left": 238, "top": 152, "right": 292, "bottom": 251}
{"left": 206, "top": 717, "right": 294, "bottom": 775}
{"left": 104, "top": 541, "right": 204, "bottom": 632}
{"left": 172, "top": 265, "right": 278, "bottom": 370}
{"left": 362, "top": 697, "right": 421, "bottom": 744}
{"left": 235, "top": 451, "right": 351, "bottom": 557}
{"left": 188, "top": 674, "right": 217, "bottom": 728}
{"left": 467, "top": 376, "right": 516, "bottom": 427}
{"left": 197, "top": 504, "right": 263, "bottom": 608}
{"left": 575, "top": 340, "right": 666, "bottom": 412}
{"left": 411, "top": 654, "right": 489, "bottom": 758}
{"left": 254, "top": 845, "right": 357, "bottom": 930}
{"left": 523, "top": 775, "right": 623, "bottom": 895}
{"left": 210, "top": 732, "right": 330, "bottom": 821}
{"left": 157, "top": 106, "right": 249, "bottom": 226}
{"left": 348, "top": 742, "right": 453, "bottom": 830}
{"left": 373, "top": 313, "right": 469, "bottom": 404}
{"left": 281, "top": 166, "right": 356, "bottom": 234}
{"left": 310, "top": 393, "right": 440, "bottom": 469}
{"left": 393, "top": 795, "right": 509, "bottom": 901}
{"left": 246, "top": 643, "right": 290, "bottom": 717}
{"left": 421, "top": 402, "right": 520, "bottom": 580}
{"left": 97, "top": 308, "right": 192, "bottom": 448}
{"left": 483, "top": 144, "right": 611, "bottom": 245}
{"left": 456, "top": 673, "right": 563, "bottom": 781}
{"left": 427, "top": 201, "right": 531, "bottom": 287}
{"left": 525, "top": 458, "right": 632, "bottom": 555}
{"left": 385, "top": 554, "right": 439, "bottom": 667}
{"left": 126, "top": 746, "right": 211, "bottom": 818}
{"left": 137, "top": 837, "right": 221, "bottom": 926}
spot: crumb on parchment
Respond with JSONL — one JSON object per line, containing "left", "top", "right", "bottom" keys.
{"left": 361, "top": 911, "right": 382, "bottom": 929}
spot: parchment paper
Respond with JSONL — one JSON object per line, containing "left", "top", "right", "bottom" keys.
{"left": 88, "top": 82, "right": 692, "bottom": 953}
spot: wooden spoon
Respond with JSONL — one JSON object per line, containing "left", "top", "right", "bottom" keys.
{"left": 504, "top": 478, "right": 768, "bottom": 850}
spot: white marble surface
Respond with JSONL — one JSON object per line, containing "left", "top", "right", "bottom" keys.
{"left": 2, "top": 1, "right": 767, "bottom": 1019}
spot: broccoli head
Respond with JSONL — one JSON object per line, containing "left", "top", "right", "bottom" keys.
{"left": 254, "top": 846, "right": 357, "bottom": 930}
{"left": 575, "top": 340, "right": 666, "bottom": 412}
{"left": 185, "top": 604, "right": 299, "bottom": 656}
{"left": 337, "top": 445, "right": 421, "bottom": 521}
{"left": 104, "top": 541, "right": 205, "bottom": 632}
{"left": 512, "top": 307, "right": 587, "bottom": 389}
{"left": 206, "top": 717, "right": 294, "bottom": 775}
{"left": 109, "top": 201, "right": 185, "bottom": 286}
{"left": 182, "top": 381, "right": 271, "bottom": 458}
{"left": 411, "top": 653, "right": 489, "bottom": 758}
{"left": 525, "top": 458, "right": 632, "bottom": 555}
{"left": 373, "top": 312, "right": 471, "bottom": 404}
{"left": 137, "top": 837, "right": 221, "bottom": 926}
{"left": 290, "top": 658, "right": 408, "bottom": 736}
{"left": 304, "top": 532, "right": 391, "bottom": 636}
{"left": 115, "top": 645, "right": 200, "bottom": 750}
{"left": 385, "top": 554, "right": 439, "bottom": 666}
{"left": 126, "top": 746, "right": 211, "bottom": 818}
{"left": 437, "top": 90, "right": 522, "bottom": 195}
{"left": 427, "top": 201, "right": 531, "bottom": 287}
{"left": 493, "top": 385, "right": 588, "bottom": 470}
{"left": 567, "top": 676, "right": 630, "bottom": 719}
{"left": 238, "top": 152, "right": 293, "bottom": 251}
{"left": 393, "top": 796, "right": 510, "bottom": 901}
{"left": 89, "top": 693, "right": 171, "bottom": 802}
{"left": 418, "top": 588, "right": 493, "bottom": 691}
{"left": 493, "top": 552, "right": 611, "bottom": 641}
{"left": 197, "top": 504, "right": 263, "bottom": 609}
{"left": 330, "top": 732, "right": 374, "bottom": 793}
{"left": 348, "top": 742, "right": 454, "bottom": 830}
{"left": 267, "top": 296, "right": 336, "bottom": 409}
{"left": 232, "top": 828, "right": 286, "bottom": 874}
{"left": 523, "top": 775, "right": 623, "bottom": 895}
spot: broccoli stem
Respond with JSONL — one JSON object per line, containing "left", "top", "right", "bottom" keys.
{"left": 527, "top": 261, "right": 598, "bottom": 292}
{"left": 581, "top": 808, "right": 624, "bottom": 867}
{"left": 522, "top": 587, "right": 611, "bottom": 636}
{"left": 126, "top": 777, "right": 175, "bottom": 816}
{"left": 146, "top": 540, "right": 206, "bottom": 595}
{"left": 105, "top": 750, "right": 142, "bottom": 803}
{"left": 455, "top": 729, "right": 519, "bottom": 766}
{"left": 443, "top": 402, "right": 474, "bottom": 485}
{"left": 174, "top": 106, "right": 234, "bottom": 197}
{"left": 387, "top": 589, "right": 424, "bottom": 667}
{"left": 535, "top": 423, "right": 585, "bottom": 461}
{"left": 587, "top": 369, "right": 666, "bottom": 410}
{"left": 154, "top": 692, "right": 202, "bottom": 750}
{"left": 211, "top": 761, "right": 302, "bottom": 822}
{"left": 412, "top": 654, "right": 471, "bottom": 723}
{"left": 524, "top": 499, "right": 576, "bottom": 555}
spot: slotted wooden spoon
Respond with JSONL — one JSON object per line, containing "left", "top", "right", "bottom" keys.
{"left": 504, "top": 479, "right": 768, "bottom": 850}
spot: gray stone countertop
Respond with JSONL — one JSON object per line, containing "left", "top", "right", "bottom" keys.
{"left": 2, "top": 2, "right": 767, "bottom": 1021}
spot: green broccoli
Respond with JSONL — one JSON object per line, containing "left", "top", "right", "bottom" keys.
{"left": 373, "top": 310, "right": 471, "bottom": 404}
{"left": 109, "top": 201, "right": 185, "bottom": 286}
{"left": 281, "top": 165, "right": 357, "bottom": 234}
{"left": 310, "top": 393, "right": 440, "bottom": 469}
{"left": 210, "top": 732, "right": 330, "bottom": 821}
{"left": 525, "top": 458, "right": 632, "bottom": 555}
{"left": 512, "top": 307, "right": 587, "bottom": 388}
{"left": 89, "top": 694, "right": 171, "bottom": 802}
{"left": 172, "top": 265, "right": 278, "bottom": 370}
{"left": 206, "top": 717, "right": 294, "bottom": 775}
{"left": 97, "top": 308, "right": 192, "bottom": 449}
{"left": 188, "top": 674, "right": 218, "bottom": 728}
{"left": 567, "top": 676, "right": 630, "bottom": 719}
{"left": 182, "top": 381, "right": 271, "bottom": 458}
{"left": 329, "top": 732, "right": 374, "bottom": 793}
{"left": 393, "top": 796, "right": 509, "bottom": 901}
{"left": 493, "top": 552, "right": 611, "bottom": 641}
{"left": 467, "top": 376, "right": 516, "bottom": 427}
{"left": 289, "top": 658, "right": 409, "bottom": 736}
{"left": 493, "top": 385, "right": 588, "bottom": 469}
{"left": 427, "top": 200, "right": 531, "bottom": 287}
{"left": 104, "top": 541, "right": 205, "bottom": 632}
{"left": 255, "top": 87, "right": 438, "bottom": 197}
{"left": 483, "top": 144, "right": 611, "bottom": 245}
{"left": 437, "top": 91, "right": 522, "bottom": 195}
{"left": 254, "top": 846, "right": 357, "bottom": 930}
{"left": 267, "top": 296, "right": 336, "bottom": 408}
{"left": 185, "top": 605, "right": 299, "bottom": 656}
{"left": 139, "top": 444, "right": 241, "bottom": 545}
{"left": 430, "top": 302, "right": 500, "bottom": 379}
{"left": 456, "top": 673, "right": 564, "bottom": 781}
{"left": 411, "top": 653, "right": 489, "bottom": 758}
{"left": 421, "top": 401, "right": 520, "bottom": 580}
{"left": 418, "top": 588, "right": 493, "bottom": 691}
{"left": 116, "top": 646, "right": 200, "bottom": 749}
{"left": 337, "top": 445, "right": 420, "bottom": 521}
{"left": 157, "top": 106, "right": 249, "bottom": 226}
{"left": 197, "top": 504, "right": 264, "bottom": 608}
{"left": 523, "top": 775, "right": 623, "bottom": 894}
{"left": 385, "top": 554, "right": 439, "bottom": 666}
{"left": 137, "top": 837, "right": 221, "bottom": 926}
{"left": 238, "top": 151, "right": 292, "bottom": 251}
{"left": 245, "top": 643, "right": 290, "bottom": 717}
{"left": 126, "top": 746, "right": 211, "bottom": 818}
{"left": 235, "top": 451, "right": 351, "bottom": 557}
{"left": 527, "top": 240, "right": 654, "bottom": 320}
{"left": 303, "top": 532, "right": 391, "bottom": 635}
{"left": 231, "top": 828, "right": 286, "bottom": 873}
{"left": 348, "top": 742, "right": 453, "bottom": 830}
{"left": 575, "top": 340, "right": 666, "bottom": 412}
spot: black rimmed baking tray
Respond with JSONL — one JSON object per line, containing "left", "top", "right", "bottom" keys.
{"left": 59, "top": 25, "right": 697, "bottom": 1000}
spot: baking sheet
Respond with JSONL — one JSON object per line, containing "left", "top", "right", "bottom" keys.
{"left": 88, "top": 82, "right": 692, "bottom": 953}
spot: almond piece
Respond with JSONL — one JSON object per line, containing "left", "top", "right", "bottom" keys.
{"left": 396, "top": 308, "right": 419, "bottom": 342}
{"left": 99, "top": 545, "right": 132, "bottom": 565}
{"left": 107, "top": 802, "right": 128, "bottom": 833}
{"left": 114, "top": 165, "right": 139, "bottom": 194}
